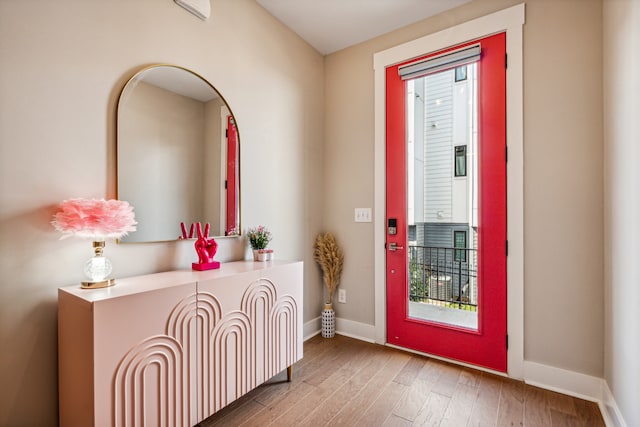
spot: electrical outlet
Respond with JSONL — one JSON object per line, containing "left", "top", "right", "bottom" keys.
{"left": 338, "top": 289, "right": 346, "bottom": 303}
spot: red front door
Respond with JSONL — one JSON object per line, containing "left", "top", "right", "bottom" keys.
{"left": 386, "top": 33, "right": 507, "bottom": 372}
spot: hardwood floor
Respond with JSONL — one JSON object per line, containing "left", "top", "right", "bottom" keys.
{"left": 198, "top": 334, "right": 604, "bottom": 427}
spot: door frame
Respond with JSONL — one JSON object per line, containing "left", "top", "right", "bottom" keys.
{"left": 373, "top": 4, "right": 525, "bottom": 378}
{"left": 219, "top": 105, "right": 231, "bottom": 234}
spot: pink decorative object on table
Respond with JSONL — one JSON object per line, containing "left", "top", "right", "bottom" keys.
{"left": 52, "top": 198, "right": 137, "bottom": 240}
{"left": 192, "top": 222, "right": 220, "bottom": 271}
{"left": 179, "top": 222, "right": 198, "bottom": 239}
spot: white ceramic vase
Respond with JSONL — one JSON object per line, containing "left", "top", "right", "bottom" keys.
{"left": 321, "top": 303, "right": 335, "bottom": 338}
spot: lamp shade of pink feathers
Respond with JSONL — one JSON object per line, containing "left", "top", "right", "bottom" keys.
{"left": 52, "top": 198, "right": 137, "bottom": 240}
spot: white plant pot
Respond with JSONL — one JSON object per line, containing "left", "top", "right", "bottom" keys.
{"left": 253, "top": 249, "right": 274, "bottom": 261}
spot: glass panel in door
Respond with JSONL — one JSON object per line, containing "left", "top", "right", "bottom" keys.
{"left": 406, "top": 63, "right": 479, "bottom": 330}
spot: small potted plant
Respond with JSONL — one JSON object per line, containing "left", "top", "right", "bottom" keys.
{"left": 247, "top": 226, "right": 273, "bottom": 261}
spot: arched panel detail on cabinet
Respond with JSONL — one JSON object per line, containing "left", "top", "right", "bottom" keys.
{"left": 271, "top": 295, "right": 298, "bottom": 374}
{"left": 241, "top": 279, "right": 277, "bottom": 385}
{"left": 113, "top": 335, "right": 186, "bottom": 427}
{"left": 209, "top": 312, "right": 252, "bottom": 412}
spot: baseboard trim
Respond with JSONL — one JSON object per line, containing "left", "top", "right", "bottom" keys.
{"left": 335, "top": 317, "right": 376, "bottom": 343}
{"left": 303, "top": 316, "right": 376, "bottom": 343}
{"left": 523, "top": 361, "right": 630, "bottom": 426}
{"left": 600, "top": 381, "right": 627, "bottom": 427}
{"left": 303, "top": 316, "right": 321, "bottom": 341}
{"left": 523, "top": 361, "right": 602, "bottom": 402}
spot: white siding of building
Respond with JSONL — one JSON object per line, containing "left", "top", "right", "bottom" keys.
{"left": 424, "top": 71, "right": 454, "bottom": 222}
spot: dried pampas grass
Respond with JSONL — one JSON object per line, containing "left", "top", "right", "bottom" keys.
{"left": 314, "top": 232, "right": 344, "bottom": 305}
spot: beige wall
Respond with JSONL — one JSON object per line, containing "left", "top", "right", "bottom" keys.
{"left": 325, "top": 0, "right": 604, "bottom": 377}
{"left": 522, "top": 0, "right": 603, "bottom": 376}
{"left": 1, "top": 0, "right": 627, "bottom": 424}
{"left": 0, "top": 0, "right": 324, "bottom": 425}
{"left": 603, "top": 0, "right": 640, "bottom": 425}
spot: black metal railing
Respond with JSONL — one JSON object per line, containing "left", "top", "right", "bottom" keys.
{"left": 408, "top": 245, "right": 477, "bottom": 310}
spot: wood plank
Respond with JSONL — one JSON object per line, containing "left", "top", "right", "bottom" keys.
{"left": 412, "top": 391, "right": 451, "bottom": 427}
{"left": 550, "top": 408, "right": 583, "bottom": 427}
{"left": 416, "top": 358, "right": 445, "bottom": 383}
{"left": 353, "top": 380, "right": 407, "bottom": 426}
{"left": 236, "top": 380, "right": 317, "bottom": 427}
{"left": 439, "top": 382, "right": 478, "bottom": 427}
{"left": 270, "top": 340, "right": 381, "bottom": 426}
{"left": 383, "top": 414, "right": 413, "bottom": 427}
{"left": 574, "top": 398, "right": 606, "bottom": 427}
{"left": 392, "top": 377, "right": 435, "bottom": 422}
{"left": 325, "top": 350, "right": 413, "bottom": 425}
{"left": 496, "top": 377, "right": 524, "bottom": 427}
{"left": 466, "top": 372, "right": 502, "bottom": 427}
{"left": 393, "top": 355, "right": 426, "bottom": 386}
{"left": 523, "top": 385, "right": 551, "bottom": 427}
{"left": 296, "top": 347, "right": 397, "bottom": 426}
{"left": 457, "top": 367, "right": 482, "bottom": 388}
{"left": 253, "top": 335, "right": 356, "bottom": 408}
{"left": 301, "top": 336, "right": 361, "bottom": 387}
{"left": 199, "top": 398, "right": 265, "bottom": 427}
{"left": 429, "top": 361, "right": 462, "bottom": 398}
{"left": 546, "top": 388, "right": 578, "bottom": 416}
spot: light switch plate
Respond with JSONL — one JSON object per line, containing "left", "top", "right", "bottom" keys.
{"left": 354, "top": 208, "right": 372, "bottom": 222}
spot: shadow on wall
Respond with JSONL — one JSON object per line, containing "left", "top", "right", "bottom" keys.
{"left": 2, "top": 299, "right": 59, "bottom": 426}
{"left": 0, "top": 205, "right": 67, "bottom": 425}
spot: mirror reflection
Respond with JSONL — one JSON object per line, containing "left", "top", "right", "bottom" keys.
{"left": 117, "top": 65, "right": 240, "bottom": 243}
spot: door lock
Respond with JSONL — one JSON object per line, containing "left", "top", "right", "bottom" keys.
{"left": 388, "top": 242, "right": 404, "bottom": 251}
{"left": 387, "top": 218, "right": 397, "bottom": 235}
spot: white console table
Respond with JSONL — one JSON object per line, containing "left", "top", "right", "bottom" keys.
{"left": 58, "top": 261, "right": 303, "bottom": 427}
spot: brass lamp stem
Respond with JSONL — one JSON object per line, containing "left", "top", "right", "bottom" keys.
{"left": 93, "top": 240, "right": 105, "bottom": 257}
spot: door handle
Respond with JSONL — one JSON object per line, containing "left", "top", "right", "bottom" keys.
{"left": 388, "top": 242, "right": 404, "bottom": 251}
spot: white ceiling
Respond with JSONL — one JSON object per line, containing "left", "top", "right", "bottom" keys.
{"left": 138, "top": 66, "right": 219, "bottom": 102}
{"left": 255, "top": 0, "right": 472, "bottom": 55}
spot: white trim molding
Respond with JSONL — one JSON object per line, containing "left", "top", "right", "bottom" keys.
{"left": 335, "top": 317, "right": 376, "bottom": 343}
{"left": 600, "top": 381, "right": 628, "bottom": 427}
{"left": 304, "top": 316, "right": 377, "bottom": 343}
{"left": 523, "top": 361, "right": 603, "bottom": 402}
{"left": 524, "top": 361, "right": 627, "bottom": 427}
{"left": 303, "top": 316, "right": 321, "bottom": 341}
{"left": 373, "top": 3, "right": 525, "bottom": 379}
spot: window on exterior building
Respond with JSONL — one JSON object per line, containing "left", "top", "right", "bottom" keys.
{"left": 455, "top": 65, "right": 467, "bottom": 82}
{"left": 454, "top": 230, "right": 467, "bottom": 262}
{"left": 408, "top": 224, "right": 416, "bottom": 242}
{"left": 455, "top": 145, "right": 467, "bottom": 177}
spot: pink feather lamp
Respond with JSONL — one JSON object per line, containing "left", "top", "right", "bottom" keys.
{"left": 52, "top": 198, "right": 137, "bottom": 288}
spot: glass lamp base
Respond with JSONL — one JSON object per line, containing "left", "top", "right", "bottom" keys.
{"left": 81, "top": 278, "right": 116, "bottom": 289}
{"left": 82, "top": 241, "right": 114, "bottom": 289}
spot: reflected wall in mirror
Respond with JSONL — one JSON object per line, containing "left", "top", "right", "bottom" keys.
{"left": 117, "top": 65, "right": 240, "bottom": 243}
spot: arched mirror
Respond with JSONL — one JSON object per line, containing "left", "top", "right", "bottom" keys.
{"left": 117, "top": 65, "right": 240, "bottom": 243}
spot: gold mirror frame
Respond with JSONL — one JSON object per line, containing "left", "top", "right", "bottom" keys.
{"left": 116, "top": 64, "right": 240, "bottom": 243}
